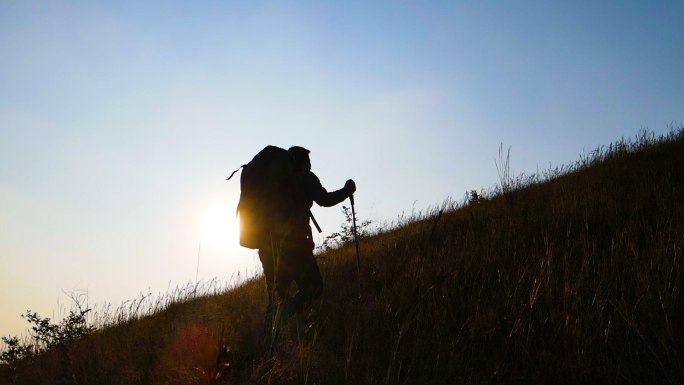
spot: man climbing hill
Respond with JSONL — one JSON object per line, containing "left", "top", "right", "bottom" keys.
{"left": 261, "top": 146, "right": 356, "bottom": 318}
{"left": 233, "top": 145, "right": 356, "bottom": 320}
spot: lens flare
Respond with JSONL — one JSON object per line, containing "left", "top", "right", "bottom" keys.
{"left": 201, "top": 201, "right": 239, "bottom": 252}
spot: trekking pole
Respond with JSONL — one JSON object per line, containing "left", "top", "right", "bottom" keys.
{"left": 350, "top": 194, "right": 363, "bottom": 293}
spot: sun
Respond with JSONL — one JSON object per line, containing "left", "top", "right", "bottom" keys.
{"left": 200, "top": 200, "right": 240, "bottom": 252}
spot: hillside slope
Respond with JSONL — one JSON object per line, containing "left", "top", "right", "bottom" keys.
{"left": 2, "top": 128, "right": 683, "bottom": 384}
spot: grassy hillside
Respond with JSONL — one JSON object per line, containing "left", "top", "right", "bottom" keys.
{"left": 2, "top": 127, "right": 683, "bottom": 384}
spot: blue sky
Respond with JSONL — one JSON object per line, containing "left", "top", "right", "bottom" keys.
{"left": 1, "top": 0, "right": 682, "bottom": 339}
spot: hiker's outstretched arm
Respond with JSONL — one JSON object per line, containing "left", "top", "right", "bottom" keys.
{"left": 306, "top": 173, "right": 351, "bottom": 207}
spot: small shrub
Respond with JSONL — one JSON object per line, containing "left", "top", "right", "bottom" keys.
{"left": 22, "top": 308, "right": 94, "bottom": 349}
{"left": 0, "top": 336, "right": 32, "bottom": 369}
{"left": 0, "top": 304, "right": 94, "bottom": 367}
{"left": 319, "top": 206, "right": 374, "bottom": 251}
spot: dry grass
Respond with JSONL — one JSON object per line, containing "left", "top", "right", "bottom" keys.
{"left": 2, "top": 125, "right": 683, "bottom": 384}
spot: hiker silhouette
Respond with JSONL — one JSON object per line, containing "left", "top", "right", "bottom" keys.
{"left": 260, "top": 146, "right": 355, "bottom": 319}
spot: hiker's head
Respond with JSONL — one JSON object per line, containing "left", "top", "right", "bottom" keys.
{"left": 288, "top": 146, "right": 311, "bottom": 171}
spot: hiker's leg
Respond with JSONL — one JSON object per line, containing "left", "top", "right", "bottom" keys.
{"left": 258, "top": 249, "right": 276, "bottom": 314}
{"left": 271, "top": 250, "right": 300, "bottom": 320}
{"left": 274, "top": 248, "right": 294, "bottom": 305}
{"left": 291, "top": 246, "right": 323, "bottom": 313}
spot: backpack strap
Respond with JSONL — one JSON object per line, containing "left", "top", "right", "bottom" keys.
{"left": 309, "top": 210, "right": 322, "bottom": 233}
{"left": 226, "top": 165, "right": 246, "bottom": 181}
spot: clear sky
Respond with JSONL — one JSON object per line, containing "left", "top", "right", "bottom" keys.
{"left": 1, "top": 1, "right": 682, "bottom": 339}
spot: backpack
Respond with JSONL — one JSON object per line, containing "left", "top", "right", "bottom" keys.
{"left": 227, "top": 146, "right": 296, "bottom": 249}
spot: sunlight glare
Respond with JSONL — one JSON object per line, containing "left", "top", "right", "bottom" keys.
{"left": 201, "top": 201, "right": 239, "bottom": 252}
